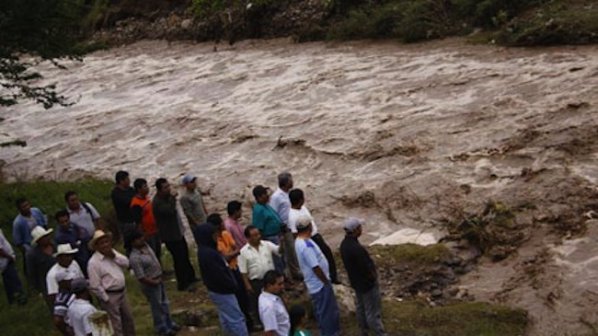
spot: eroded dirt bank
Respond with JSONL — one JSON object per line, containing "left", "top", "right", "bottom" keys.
{"left": 1, "top": 38, "right": 598, "bottom": 335}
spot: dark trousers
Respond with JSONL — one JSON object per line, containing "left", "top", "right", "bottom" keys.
{"left": 2, "top": 261, "right": 24, "bottom": 304}
{"left": 248, "top": 279, "right": 264, "bottom": 325}
{"left": 312, "top": 233, "right": 338, "bottom": 283}
{"left": 232, "top": 269, "right": 254, "bottom": 329}
{"left": 164, "top": 239, "right": 197, "bottom": 291}
{"left": 146, "top": 234, "right": 162, "bottom": 262}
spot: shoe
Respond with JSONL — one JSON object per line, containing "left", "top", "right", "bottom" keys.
{"left": 171, "top": 324, "right": 182, "bottom": 332}
{"left": 332, "top": 280, "right": 342, "bottom": 285}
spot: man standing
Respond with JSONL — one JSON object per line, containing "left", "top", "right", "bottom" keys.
{"left": 258, "top": 270, "right": 290, "bottom": 336}
{"left": 153, "top": 178, "right": 197, "bottom": 291}
{"left": 26, "top": 226, "right": 55, "bottom": 309}
{"left": 130, "top": 178, "right": 160, "bottom": 259}
{"left": 238, "top": 225, "right": 280, "bottom": 328}
{"left": 179, "top": 174, "right": 208, "bottom": 230}
{"left": 129, "top": 231, "right": 178, "bottom": 336}
{"left": 195, "top": 223, "right": 249, "bottom": 336}
{"left": 269, "top": 172, "right": 302, "bottom": 281}
{"left": 295, "top": 217, "right": 340, "bottom": 336}
{"left": 13, "top": 198, "right": 47, "bottom": 271}
{"left": 46, "top": 243, "right": 84, "bottom": 304}
{"left": 340, "top": 218, "right": 386, "bottom": 336}
{"left": 111, "top": 170, "right": 136, "bottom": 240}
{"left": 224, "top": 200, "right": 247, "bottom": 248}
{"left": 87, "top": 230, "right": 136, "bottom": 336}
{"left": 251, "top": 185, "right": 284, "bottom": 272}
{"left": 65, "top": 191, "right": 101, "bottom": 241}
{"left": 54, "top": 210, "right": 91, "bottom": 275}
{"left": 0, "top": 228, "right": 26, "bottom": 305}
{"left": 288, "top": 189, "right": 339, "bottom": 284}
{"left": 67, "top": 278, "right": 98, "bottom": 336}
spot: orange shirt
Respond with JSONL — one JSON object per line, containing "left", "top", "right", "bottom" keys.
{"left": 217, "top": 230, "right": 238, "bottom": 270}
{"left": 130, "top": 195, "right": 157, "bottom": 236}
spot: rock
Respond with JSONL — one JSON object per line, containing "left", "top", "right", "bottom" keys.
{"left": 181, "top": 19, "right": 193, "bottom": 30}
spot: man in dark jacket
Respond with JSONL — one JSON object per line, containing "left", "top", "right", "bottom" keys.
{"left": 111, "top": 171, "right": 136, "bottom": 241}
{"left": 195, "top": 223, "right": 249, "bottom": 336}
{"left": 152, "top": 178, "right": 197, "bottom": 291}
{"left": 340, "top": 218, "right": 387, "bottom": 336}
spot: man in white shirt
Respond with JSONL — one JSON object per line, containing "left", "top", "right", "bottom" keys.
{"left": 289, "top": 189, "right": 339, "bottom": 284}
{"left": 65, "top": 191, "right": 101, "bottom": 240}
{"left": 238, "top": 225, "right": 280, "bottom": 327}
{"left": 87, "top": 230, "right": 135, "bottom": 336}
{"left": 258, "top": 270, "right": 290, "bottom": 336}
{"left": 47, "top": 243, "right": 84, "bottom": 302}
{"left": 67, "top": 277, "right": 97, "bottom": 336}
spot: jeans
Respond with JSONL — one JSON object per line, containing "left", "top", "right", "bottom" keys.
{"left": 141, "top": 283, "right": 175, "bottom": 333}
{"left": 2, "top": 261, "right": 25, "bottom": 304}
{"left": 208, "top": 291, "right": 249, "bottom": 336}
{"left": 311, "top": 283, "right": 340, "bottom": 336}
{"left": 263, "top": 235, "right": 284, "bottom": 274}
{"left": 355, "top": 283, "right": 387, "bottom": 336}
{"left": 164, "top": 239, "right": 197, "bottom": 291}
{"left": 312, "top": 233, "right": 338, "bottom": 283}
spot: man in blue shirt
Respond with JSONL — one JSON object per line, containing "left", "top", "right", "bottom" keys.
{"left": 54, "top": 210, "right": 91, "bottom": 276}
{"left": 13, "top": 198, "right": 47, "bottom": 273}
{"left": 252, "top": 185, "right": 284, "bottom": 273}
{"left": 294, "top": 216, "right": 340, "bottom": 336}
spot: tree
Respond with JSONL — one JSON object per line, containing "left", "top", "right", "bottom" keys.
{"left": 0, "top": 0, "right": 85, "bottom": 109}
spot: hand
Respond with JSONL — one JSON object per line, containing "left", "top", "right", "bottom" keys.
{"left": 245, "top": 285, "right": 254, "bottom": 294}
{"left": 104, "top": 249, "right": 116, "bottom": 259}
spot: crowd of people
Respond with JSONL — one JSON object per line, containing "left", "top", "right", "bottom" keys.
{"left": 0, "top": 170, "right": 389, "bottom": 336}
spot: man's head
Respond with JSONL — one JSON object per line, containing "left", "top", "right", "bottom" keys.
{"left": 252, "top": 185, "right": 269, "bottom": 204}
{"left": 278, "top": 172, "right": 293, "bottom": 191}
{"left": 90, "top": 230, "right": 113, "bottom": 255}
{"left": 227, "top": 200, "right": 242, "bottom": 220}
{"left": 133, "top": 178, "right": 149, "bottom": 197}
{"left": 15, "top": 198, "right": 31, "bottom": 216}
{"left": 289, "top": 189, "right": 304, "bottom": 209}
{"left": 71, "top": 278, "right": 90, "bottom": 299}
{"left": 54, "top": 243, "right": 78, "bottom": 267}
{"left": 181, "top": 174, "right": 197, "bottom": 191}
{"left": 244, "top": 225, "right": 261, "bottom": 246}
{"left": 296, "top": 215, "right": 313, "bottom": 237}
{"left": 64, "top": 191, "right": 80, "bottom": 210}
{"left": 207, "top": 213, "right": 225, "bottom": 233}
{"left": 115, "top": 170, "right": 130, "bottom": 188}
{"left": 263, "top": 270, "right": 284, "bottom": 295}
{"left": 127, "top": 231, "right": 145, "bottom": 249}
{"left": 155, "top": 178, "right": 170, "bottom": 196}
{"left": 343, "top": 217, "right": 364, "bottom": 237}
{"left": 54, "top": 210, "right": 70, "bottom": 229}
{"left": 31, "top": 226, "right": 53, "bottom": 247}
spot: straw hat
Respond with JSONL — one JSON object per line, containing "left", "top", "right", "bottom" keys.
{"left": 88, "top": 230, "right": 112, "bottom": 250}
{"left": 31, "top": 226, "right": 53, "bottom": 245}
{"left": 53, "top": 243, "right": 79, "bottom": 257}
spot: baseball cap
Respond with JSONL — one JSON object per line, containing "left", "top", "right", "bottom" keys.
{"left": 343, "top": 217, "right": 364, "bottom": 233}
{"left": 181, "top": 174, "right": 197, "bottom": 185}
{"left": 70, "top": 278, "right": 88, "bottom": 293}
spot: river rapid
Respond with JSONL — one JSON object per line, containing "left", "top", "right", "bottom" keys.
{"left": 2, "top": 38, "right": 598, "bottom": 335}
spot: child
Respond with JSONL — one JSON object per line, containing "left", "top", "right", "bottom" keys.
{"left": 289, "top": 305, "right": 312, "bottom": 336}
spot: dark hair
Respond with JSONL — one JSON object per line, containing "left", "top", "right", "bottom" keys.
{"left": 155, "top": 178, "right": 168, "bottom": 191}
{"left": 289, "top": 189, "right": 304, "bottom": 207}
{"left": 244, "top": 225, "right": 258, "bottom": 238}
{"left": 206, "top": 213, "right": 223, "bottom": 227}
{"left": 252, "top": 185, "right": 268, "bottom": 200}
{"left": 64, "top": 190, "right": 77, "bottom": 202}
{"left": 54, "top": 210, "right": 69, "bottom": 221}
{"left": 227, "top": 200, "right": 242, "bottom": 216}
{"left": 133, "top": 178, "right": 147, "bottom": 191}
{"left": 289, "top": 305, "right": 307, "bottom": 334}
{"left": 115, "top": 170, "right": 129, "bottom": 183}
{"left": 15, "top": 198, "right": 27, "bottom": 209}
{"left": 263, "top": 270, "right": 283, "bottom": 287}
{"left": 278, "top": 172, "right": 292, "bottom": 188}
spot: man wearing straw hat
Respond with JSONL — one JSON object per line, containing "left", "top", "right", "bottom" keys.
{"left": 26, "top": 225, "right": 55, "bottom": 309}
{"left": 87, "top": 230, "right": 136, "bottom": 336}
{"left": 46, "top": 243, "right": 84, "bottom": 303}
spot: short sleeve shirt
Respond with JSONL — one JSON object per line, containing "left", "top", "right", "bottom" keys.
{"left": 295, "top": 238, "right": 329, "bottom": 294}
{"left": 238, "top": 241, "right": 279, "bottom": 280}
{"left": 259, "top": 291, "right": 290, "bottom": 336}
{"left": 67, "top": 298, "right": 97, "bottom": 336}
{"left": 217, "top": 231, "right": 238, "bottom": 270}
{"left": 46, "top": 262, "right": 84, "bottom": 295}
{"left": 288, "top": 206, "right": 319, "bottom": 235}
{"left": 129, "top": 245, "right": 162, "bottom": 280}
{"left": 67, "top": 203, "right": 100, "bottom": 239}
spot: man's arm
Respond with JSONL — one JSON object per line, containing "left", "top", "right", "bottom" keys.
{"left": 179, "top": 197, "right": 199, "bottom": 226}
{"left": 313, "top": 266, "right": 330, "bottom": 286}
{"left": 87, "top": 261, "right": 109, "bottom": 302}
{"left": 112, "top": 250, "right": 129, "bottom": 268}
{"left": 241, "top": 272, "right": 253, "bottom": 294}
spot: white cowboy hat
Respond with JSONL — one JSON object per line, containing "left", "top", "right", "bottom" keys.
{"left": 88, "top": 230, "right": 112, "bottom": 250}
{"left": 53, "top": 243, "right": 79, "bottom": 257}
{"left": 31, "top": 226, "right": 53, "bottom": 245}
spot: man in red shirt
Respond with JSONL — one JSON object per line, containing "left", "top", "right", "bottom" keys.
{"left": 130, "top": 178, "right": 160, "bottom": 260}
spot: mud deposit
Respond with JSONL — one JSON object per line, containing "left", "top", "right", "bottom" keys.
{"left": 1, "top": 38, "right": 598, "bottom": 335}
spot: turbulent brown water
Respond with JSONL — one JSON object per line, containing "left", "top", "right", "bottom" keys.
{"left": 1, "top": 38, "right": 598, "bottom": 335}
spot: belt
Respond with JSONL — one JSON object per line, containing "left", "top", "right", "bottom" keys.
{"left": 106, "top": 287, "right": 125, "bottom": 293}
